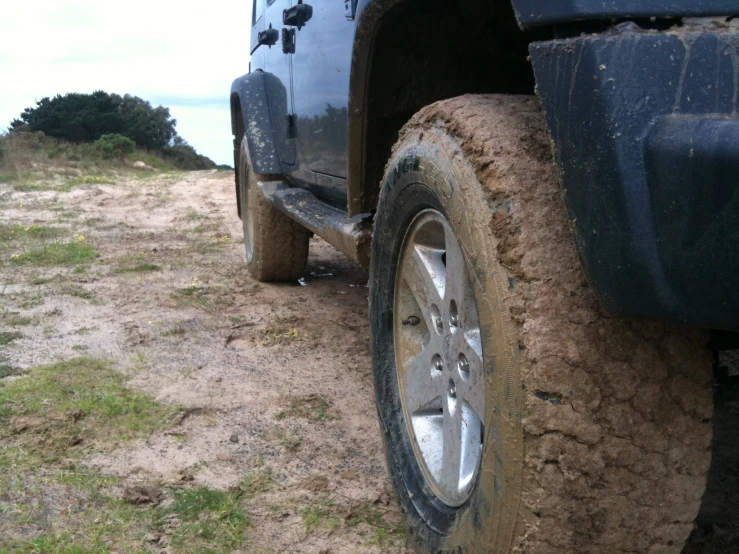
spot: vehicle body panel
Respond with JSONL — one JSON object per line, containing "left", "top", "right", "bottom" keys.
{"left": 264, "top": 0, "right": 297, "bottom": 168}
{"left": 511, "top": 0, "right": 739, "bottom": 27}
{"left": 291, "top": 0, "right": 354, "bottom": 207}
{"left": 530, "top": 26, "right": 739, "bottom": 331}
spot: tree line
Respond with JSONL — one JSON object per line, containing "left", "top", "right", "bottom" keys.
{"left": 9, "top": 91, "right": 221, "bottom": 170}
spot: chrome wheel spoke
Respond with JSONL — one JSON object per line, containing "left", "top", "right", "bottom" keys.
{"left": 404, "top": 346, "right": 444, "bottom": 415}
{"left": 401, "top": 244, "right": 445, "bottom": 331}
{"left": 455, "top": 330, "right": 485, "bottom": 420}
{"left": 443, "top": 226, "right": 466, "bottom": 305}
{"left": 441, "top": 398, "right": 463, "bottom": 492}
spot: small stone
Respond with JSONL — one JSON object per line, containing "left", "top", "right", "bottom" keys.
{"left": 339, "top": 471, "right": 358, "bottom": 481}
{"left": 215, "top": 377, "right": 222, "bottom": 383}
{"left": 229, "top": 433, "right": 239, "bottom": 444}
{"left": 145, "top": 532, "right": 161, "bottom": 543}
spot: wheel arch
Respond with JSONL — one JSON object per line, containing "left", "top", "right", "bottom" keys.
{"left": 230, "top": 71, "right": 283, "bottom": 176}
{"left": 346, "top": 0, "right": 540, "bottom": 216}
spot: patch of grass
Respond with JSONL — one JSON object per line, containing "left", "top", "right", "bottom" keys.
{"left": 61, "top": 286, "right": 93, "bottom": 300}
{"left": 117, "top": 263, "right": 161, "bottom": 273}
{"left": 1, "top": 491, "right": 153, "bottom": 554}
{"left": 1, "top": 313, "right": 34, "bottom": 326}
{"left": 18, "top": 292, "right": 44, "bottom": 309}
{"left": 240, "top": 469, "right": 273, "bottom": 497}
{"left": 0, "top": 173, "right": 19, "bottom": 183}
{"left": 0, "top": 331, "right": 22, "bottom": 346}
{"left": 12, "top": 182, "right": 63, "bottom": 192}
{"left": 0, "top": 352, "right": 20, "bottom": 378}
{"left": 0, "top": 223, "right": 63, "bottom": 245}
{"left": 0, "top": 357, "right": 178, "bottom": 465}
{"left": 10, "top": 176, "right": 111, "bottom": 194}
{"left": 184, "top": 207, "right": 205, "bottom": 221}
{"left": 161, "top": 324, "right": 186, "bottom": 337}
{"left": 168, "top": 487, "right": 232, "bottom": 518}
{"left": 159, "top": 484, "right": 251, "bottom": 552}
{"left": 67, "top": 175, "right": 113, "bottom": 186}
{"left": 298, "top": 496, "right": 407, "bottom": 548}
{"left": 10, "top": 241, "right": 97, "bottom": 266}
{"left": 276, "top": 394, "right": 333, "bottom": 422}
{"left": 300, "top": 498, "right": 340, "bottom": 532}
{"left": 269, "top": 427, "right": 303, "bottom": 451}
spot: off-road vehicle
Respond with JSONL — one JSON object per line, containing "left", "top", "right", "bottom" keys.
{"left": 230, "top": 2, "right": 739, "bottom": 552}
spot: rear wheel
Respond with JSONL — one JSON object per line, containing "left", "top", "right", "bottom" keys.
{"left": 369, "top": 94, "right": 713, "bottom": 554}
{"left": 238, "top": 136, "right": 309, "bottom": 282}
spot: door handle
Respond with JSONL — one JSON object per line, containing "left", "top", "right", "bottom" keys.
{"left": 283, "top": 1, "right": 312, "bottom": 29}
{"left": 258, "top": 25, "right": 279, "bottom": 47}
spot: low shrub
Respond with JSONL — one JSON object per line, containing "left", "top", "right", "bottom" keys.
{"left": 94, "top": 133, "right": 136, "bottom": 159}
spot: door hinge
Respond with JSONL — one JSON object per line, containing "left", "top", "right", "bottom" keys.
{"left": 282, "top": 28, "right": 296, "bottom": 54}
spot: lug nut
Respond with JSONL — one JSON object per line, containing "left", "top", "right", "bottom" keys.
{"left": 434, "top": 357, "right": 444, "bottom": 372}
{"left": 448, "top": 379, "right": 457, "bottom": 399}
{"left": 402, "top": 315, "right": 421, "bottom": 326}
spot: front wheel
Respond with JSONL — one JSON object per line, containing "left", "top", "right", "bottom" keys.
{"left": 369, "top": 95, "right": 713, "bottom": 554}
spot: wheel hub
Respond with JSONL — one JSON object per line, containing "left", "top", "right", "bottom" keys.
{"left": 394, "top": 209, "right": 484, "bottom": 507}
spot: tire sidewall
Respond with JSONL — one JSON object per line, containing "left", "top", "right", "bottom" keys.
{"left": 370, "top": 128, "right": 524, "bottom": 552}
{"left": 238, "top": 137, "right": 255, "bottom": 265}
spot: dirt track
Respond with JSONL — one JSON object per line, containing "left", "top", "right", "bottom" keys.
{"left": 1, "top": 169, "right": 737, "bottom": 553}
{"left": 0, "top": 170, "right": 407, "bottom": 552}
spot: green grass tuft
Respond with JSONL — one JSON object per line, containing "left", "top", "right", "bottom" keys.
{"left": 10, "top": 241, "right": 97, "bottom": 265}
{"left": 0, "top": 331, "right": 22, "bottom": 346}
{"left": 0, "top": 223, "right": 63, "bottom": 245}
{"left": 0, "top": 357, "right": 177, "bottom": 447}
{"left": 117, "top": 263, "right": 161, "bottom": 273}
{"left": 67, "top": 175, "right": 113, "bottom": 186}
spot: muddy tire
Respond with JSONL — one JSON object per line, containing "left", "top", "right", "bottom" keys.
{"left": 369, "top": 94, "right": 713, "bottom": 554}
{"left": 238, "top": 137, "right": 309, "bottom": 282}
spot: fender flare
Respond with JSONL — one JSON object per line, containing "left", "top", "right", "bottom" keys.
{"left": 230, "top": 70, "right": 283, "bottom": 176}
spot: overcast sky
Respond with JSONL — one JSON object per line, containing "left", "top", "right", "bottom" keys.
{"left": 0, "top": 1, "right": 251, "bottom": 166}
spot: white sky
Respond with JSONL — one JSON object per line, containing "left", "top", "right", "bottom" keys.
{"left": 0, "top": 0, "right": 252, "bottom": 166}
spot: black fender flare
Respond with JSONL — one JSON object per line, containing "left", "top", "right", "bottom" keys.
{"left": 230, "top": 70, "right": 282, "bottom": 176}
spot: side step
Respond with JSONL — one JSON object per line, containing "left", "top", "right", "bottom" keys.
{"left": 258, "top": 181, "right": 372, "bottom": 268}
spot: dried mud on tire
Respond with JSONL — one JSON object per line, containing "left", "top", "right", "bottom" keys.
{"left": 392, "top": 95, "right": 713, "bottom": 554}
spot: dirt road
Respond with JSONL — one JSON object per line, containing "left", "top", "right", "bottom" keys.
{"left": 1, "top": 169, "right": 737, "bottom": 553}
{"left": 0, "top": 170, "right": 406, "bottom": 552}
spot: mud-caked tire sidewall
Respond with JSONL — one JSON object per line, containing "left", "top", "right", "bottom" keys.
{"left": 370, "top": 129, "right": 524, "bottom": 553}
{"left": 370, "top": 94, "right": 713, "bottom": 554}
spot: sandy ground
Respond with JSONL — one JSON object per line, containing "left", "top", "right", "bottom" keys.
{"left": 1, "top": 169, "right": 736, "bottom": 553}
{"left": 0, "top": 170, "right": 406, "bottom": 553}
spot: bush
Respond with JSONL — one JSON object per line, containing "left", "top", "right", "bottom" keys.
{"left": 10, "top": 91, "right": 176, "bottom": 149}
{"left": 94, "top": 134, "right": 136, "bottom": 159}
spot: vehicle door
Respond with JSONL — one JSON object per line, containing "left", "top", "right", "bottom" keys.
{"left": 262, "top": 0, "right": 297, "bottom": 167}
{"left": 249, "top": 0, "right": 266, "bottom": 70}
{"left": 289, "top": 0, "right": 356, "bottom": 207}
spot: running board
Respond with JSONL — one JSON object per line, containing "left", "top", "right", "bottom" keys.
{"left": 258, "top": 181, "right": 372, "bottom": 268}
